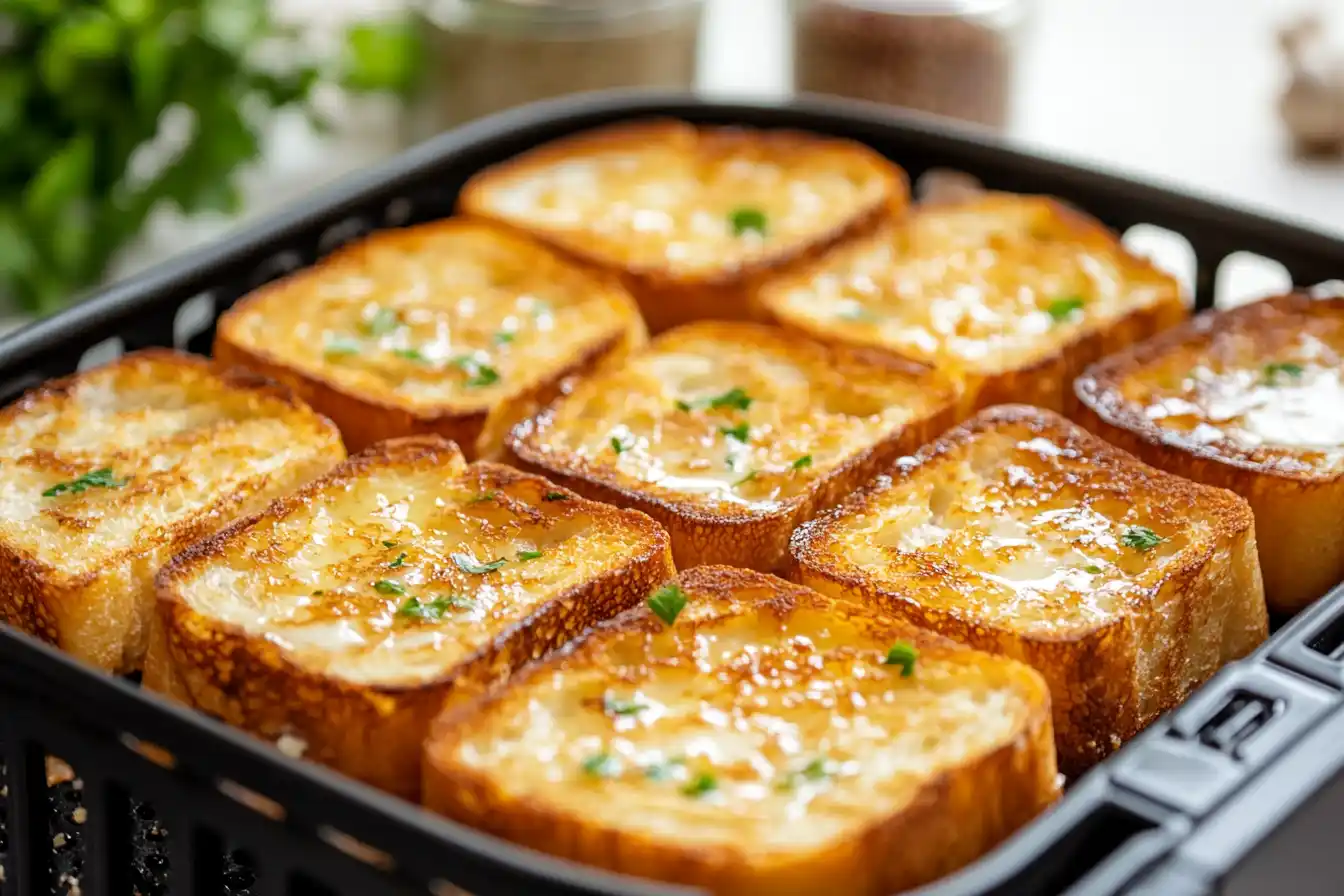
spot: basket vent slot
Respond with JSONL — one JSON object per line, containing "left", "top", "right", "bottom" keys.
{"left": 1307, "top": 612, "right": 1344, "bottom": 662}
{"left": 1194, "top": 690, "right": 1280, "bottom": 757}
{"left": 1214, "top": 251, "right": 1292, "bottom": 309}
{"left": 1122, "top": 224, "right": 1196, "bottom": 305}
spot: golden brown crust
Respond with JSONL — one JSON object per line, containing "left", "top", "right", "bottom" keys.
{"left": 458, "top": 119, "right": 909, "bottom": 333}
{"left": 1071, "top": 293, "right": 1344, "bottom": 612}
{"left": 145, "top": 435, "right": 674, "bottom": 799}
{"left": 214, "top": 218, "right": 647, "bottom": 457}
{"left": 504, "top": 321, "right": 960, "bottom": 571}
{"left": 789, "top": 405, "right": 1268, "bottom": 774}
{"left": 755, "top": 193, "right": 1187, "bottom": 416}
{"left": 424, "top": 566, "right": 1058, "bottom": 896}
{"left": 0, "top": 349, "right": 343, "bottom": 672}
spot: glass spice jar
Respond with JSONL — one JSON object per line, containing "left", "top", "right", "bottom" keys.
{"left": 406, "top": 0, "right": 705, "bottom": 140}
{"left": 791, "top": 0, "right": 1023, "bottom": 129}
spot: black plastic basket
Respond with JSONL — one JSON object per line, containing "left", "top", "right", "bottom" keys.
{"left": 3, "top": 91, "right": 1344, "bottom": 896}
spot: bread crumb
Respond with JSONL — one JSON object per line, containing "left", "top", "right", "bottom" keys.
{"left": 52, "top": 833, "right": 66, "bottom": 848}
{"left": 276, "top": 733, "right": 308, "bottom": 758}
{"left": 72, "top": 806, "right": 88, "bottom": 824}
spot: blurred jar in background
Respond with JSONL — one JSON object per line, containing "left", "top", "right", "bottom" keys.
{"left": 408, "top": 0, "right": 704, "bottom": 139}
{"left": 791, "top": 0, "right": 1023, "bottom": 129}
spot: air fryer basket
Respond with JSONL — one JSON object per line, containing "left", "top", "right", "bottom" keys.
{"left": 2, "top": 91, "right": 1344, "bottom": 896}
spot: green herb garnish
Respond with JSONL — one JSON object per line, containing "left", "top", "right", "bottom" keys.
{"left": 381, "top": 540, "right": 397, "bottom": 548}
{"left": 648, "top": 584, "right": 688, "bottom": 627}
{"left": 603, "top": 694, "right": 648, "bottom": 717}
{"left": 388, "top": 552, "right": 407, "bottom": 568}
{"left": 801, "top": 757, "right": 830, "bottom": 781}
{"left": 543, "top": 491, "right": 569, "bottom": 502}
{"left": 1263, "top": 362, "right": 1305, "bottom": 385}
{"left": 644, "top": 758, "right": 685, "bottom": 781}
{"left": 516, "top": 549, "right": 543, "bottom": 561}
{"left": 397, "top": 596, "right": 473, "bottom": 620}
{"left": 493, "top": 331, "right": 516, "bottom": 345}
{"left": 677, "top": 388, "right": 754, "bottom": 413}
{"left": 884, "top": 641, "right": 918, "bottom": 677}
{"left": 42, "top": 468, "right": 130, "bottom": 497}
{"left": 682, "top": 772, "right": 718, "bottom": 798}
{"left": 1121, "top": 525, "right": 1164, "bottom": 552}
{"left": 323, "top": 335, "right": 362, "bottom": 357}
{"left": 581, "top": 752, "right": 621, "bottom": 779}
{"left": 364, "top": 307, "right": 400, "bottom": 337}
{"left": 1045, "top": 296, "right": 1086, "bottom": 323}
{"left": 1083, "top": 564, "right": 1103, "bottom": 574}
{"left": 452, "top": 553, "right": 507, "bottom": 575}
{"left": 791, "top": 455, "right": 813, "bottom": 470}
{"left": 838, "top": 305, "right": 876, "bottom": 322}
{"left": 467, "top": 491, "right": 498, "bottom": 504}
{"left": 720, "top": 422, "right": 750, "bottom": 442}
{"left": 450, "top": 355, "right": 501, "bottom": 388}
{"left": 735, "top": 470, "right": 759, "bottom": 486}
{"left": 728, "top": 207, "right": 768, "bottom": 237}
{"left": 373, "top": 580, "right": 405, "bottom": 596}
{"left": 611, "top": 436, "right": 631, "bottom": 454}
{"left": 392, "top": 347, "right": 425, "bottom": 362}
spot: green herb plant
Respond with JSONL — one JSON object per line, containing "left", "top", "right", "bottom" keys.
{"left": 0, "top": 1, "right": 421, "bottom": 312}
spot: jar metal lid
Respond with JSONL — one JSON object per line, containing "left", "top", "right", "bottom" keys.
{"left": 797, "top": 0, "right": 1019, "bottom": 17}
{"left": 427, "top": 0, "right": 705, "bottom": 34}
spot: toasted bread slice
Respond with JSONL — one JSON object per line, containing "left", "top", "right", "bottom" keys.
{"left": 0, "top": 349, "right": 342, "bottom": 673}
{"left": 214, "top": 218, "right": 646, "bottom": 458}
{"left": 424, "top": 566, "right": 1057, "bottom": 896}
{"left": 458, "top": 119, "right": 907, "bottom": 333}
{"left": 1073, "top": 293, "right": 1344, "bottom": 613}
{"left": 145, "top": 436, "right": 672, "bottom": 799}
{"left": 756, "top": 193, "right": 1186, "bottom": 416}
{"left": 790, "top": 405, "right": 1267, "bottom": 774}
{"left": 505, "top": 321, "right": 959, "bottom": 571}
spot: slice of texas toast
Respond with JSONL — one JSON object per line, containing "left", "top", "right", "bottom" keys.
{"left": 145, "top": 436, "right": 672, "bottom": 799}
{"left": 214, "top": 218, "right": 646, "bottom": 458}
{"left": 423, "top": 566, "right": 1057, "bottom": 896}
{"left": 1073, "top": 292, "right": 1344, "bottom": 613}
{"left": 458, "top": 119, "right": 907, "bottom": 333}
{"left": 756, "top": 193, "right": 1186, "bottom": 415}
{"left": 505, "top": 321, "right": 959, "bottom": 571}
{"left": 790, "top": 405, "right": 1267, "bottom": 774}
{"left": 0, "top": 349, "right": 342, "bottom": 673}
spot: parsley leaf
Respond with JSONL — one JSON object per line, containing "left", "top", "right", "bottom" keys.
{"left": 364, "top": 307, "right": 400, "bottom": 336}
{"left": 392, "top": 347, "right": 426, "bottom": 362}
{"left": 452, "top": 553, "right": 507, "bottom": 575}
{"left": 682, "top": 772, "right": 718, "bottom": 798}
{"left": 603, "top": 694, "right": 648, "bottom": 716}
{"left": 735, "top": 470, "right": 759, "bottom": 486}
{"left": 373, "top": 580, "right": 405, "bottom": 596}
{"left": 397, "top": 595, "right": 473, "bottom": 620}
{"left": 543, "top": 491, "right": 569, "bottom": 502}
{"left": 801, "top": 757, "right": 830, "bottom": 781}
{"left": 647, "top": 584, "right": 688, "bottom": 626}
{"left": 466, "top": 365, "right": 500, "bottom": 388}
{"left": 838, "top": 305, "right": 876, "bottom": 322}
{"left": 1046, "top": 296, "right": 1086, "bottom": 323}
{"left": 1263, "top": 362, "right": 1305, "bottom": 385}
{"left": 323, "top": 335, "right": 362, "bottom": 357}
{"left": 611, "top": 436, "right": 631, "bottom": 454}
{"left": 644, "top": 758, "right": 685, "bottom": 781}
{"left": 728, "top": 207, "right": 768, "bottom": 237}
{"left": 1121, "top": 525, "right": 1164, "bottom": 552}
{"left": 791, "top": 455, "right": 813, "bottom": 470}
{"left": 516, "top": 549, "right": 543, "bottom": 561}
{"left": 1083, "top": 564, "right": 1103, "bottom": 574}
{"left": 677, "top": 388, "right": 754, "bottom": 412}
{"left": 581, "top": 752, "right": 620, "bottom": 779}
{"left": 42, "top": 468, "right": 130, "bottom": 497}
{"left": 467, "top": 491, "right": 498, "bottom": 504}
{"left": 493, "top": 331, "right": 516, "bottom": 345}
{"left": 388, "top": 552, "right": 407, "bottom": 568}
{"left": 719, "top": 422, "right": 750, "bottom": 442}
{"left": 883, "top": 641, "right": 918, "bottom": 677}
{"left": 381, "top": 540, "right": 398, "bottom": 548}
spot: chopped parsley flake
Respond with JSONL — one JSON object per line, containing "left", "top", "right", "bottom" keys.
{"left": 581, "top": 752, "right": 620, "bottom": 779}
{"left": 42, "top": 468, "right": 130, "bottom": 497}
{"left": 610, "top": 436, "right": 631, "bottom": 454}
{"left": 323, "top": 335, "right": 362, "bottom": 357}
{"left": 392, "top": 347, "right": 426, "bottom": 362}
{"left": 381, "top": 540, "right": 397, "bottom": 548}
{"left": 1083, "top": 564, "right": 1103, "bottom": 574}
{"left": 1263, "top": 362, "right": 1305, "bottom": 384}
{"left": 452, "top": 553, "right": 507, "bottom": 575}
{"left": 398, "top": 595, "right": 473, "bottom": 620}
{"left": 467, "top": 491, "right": 498, "bottom": 504}
{"left": 603, "top": 694, "right": 648, "bottom": 716}
{"left": 682, "top": 772, "right": 718, "bottom": 798}
{"left": 493, "top": 331, "right": 516, "bottom": 345}
{"left": 720, "top": 422, "right": 750, "bottom": 442}
{"left": 364, "top": 307, "right": 400, "bottom": 336}
{"left": 838, "top": 305, "right": 876, "bottom": 322}
{"left": 388, "top": 552, "right": 407, "bottom": 569}
{"left": 801, "top": 757, "right": 830, "bottom": 781}
{"left": 1121, "top": 525, "right": 1164, "bottom": 552}
{"left": 677, "top": 388, "right": 754, "bottom": 412}
{"left": 791, "top": 455, "right": 813, "bottom": 470}
{"left": 728, "top": 207, "right": 768, "bottom": 237}
{"left": 647, "top": 584, "right": 688, "bottom": 627}
{"left": 373, "top": 580, "right": 406, "bottom": 596}
{"left": 451, "top": 355, "right": 501, "bottom": 388}
{"left": 644, "top": 758, "right": 684, "bottom": 781}
{"left": 884, "top": 641, "right": 918, "bottom": 677}
{"left": 311, "top": 590, "right": 325, "bottom": 596}
{"left": 1045, "top": 296, "right": 1086, "bottom": 323}
{"left": 516, "top": 549, "right": 543, "bottom": 561}
{"left": 543, "top": 491, "right": 569, "bottom": 502}
{"left": 735, "top": 470, "right": 759, "bottom": 486}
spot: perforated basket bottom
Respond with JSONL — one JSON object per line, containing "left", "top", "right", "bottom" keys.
{"left": 0, "top": 765, "right": 256, "bottom": 896}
